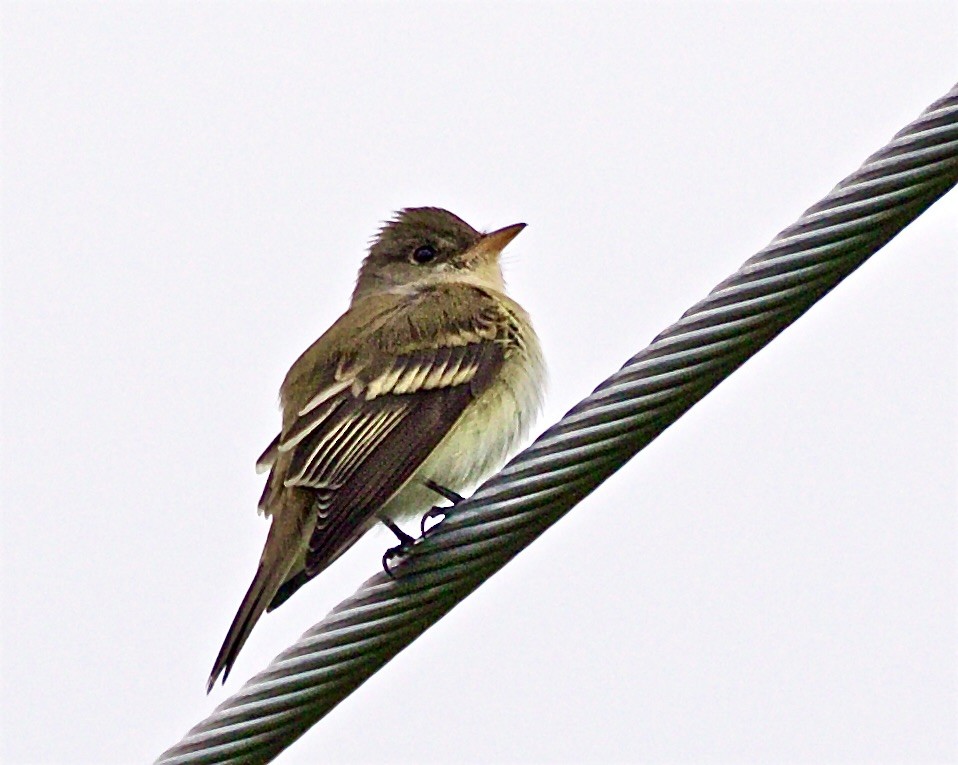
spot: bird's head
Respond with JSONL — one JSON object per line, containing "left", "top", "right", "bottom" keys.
{"left": 352, "top": 207, "right": 525, "bottom": 302}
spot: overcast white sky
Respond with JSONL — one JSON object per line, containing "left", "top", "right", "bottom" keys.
{"left": 2, "top": 3, "right": 956, "bottom": 764}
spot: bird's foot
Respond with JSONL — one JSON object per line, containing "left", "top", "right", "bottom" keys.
{"left": 420, "top": 506, "right": 446, "bottom": 536}
{"left": 421, "top": 480, "right": 465, "bottom": 536}
{"left": 424, "top": 479, "right": 464, "bottom": 504}
{"left": 381, "top": 518, "right": 416, "bottom": 579}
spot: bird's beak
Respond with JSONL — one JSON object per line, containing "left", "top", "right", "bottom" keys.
{"left": 464, "top": 222, "right": 526, "bottom": 263}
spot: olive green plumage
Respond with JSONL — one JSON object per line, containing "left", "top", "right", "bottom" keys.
{"left": 209, "top": 208, "right": 544, "bottom": 691}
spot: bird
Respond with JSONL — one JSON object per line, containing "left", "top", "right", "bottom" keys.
{"left": 208, "top": 207, "right": 545, "bottom": 690}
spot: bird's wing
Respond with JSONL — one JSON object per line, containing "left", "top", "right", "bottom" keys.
{"left": 270, "top": 286, "right": 511, "bottom": 578}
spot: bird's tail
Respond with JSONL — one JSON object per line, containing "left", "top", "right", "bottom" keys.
{"left": 207, "top": 508, "right": 304, "bottom": 692}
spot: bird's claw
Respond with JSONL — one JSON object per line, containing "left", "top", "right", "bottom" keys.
{"left": 383, "top": 482, "right": 467, "bottom": 574}
{"left": 420, "top": 480, "right": 464, "bottom": 536}
{"left": 382, "top": 539, "right": 414, "bottom": 579}
{"left": 381, "top": 518, "right": 416, "bottom": 579}
{"left": 420, "top": 505, "right": 447, "bottom": 536}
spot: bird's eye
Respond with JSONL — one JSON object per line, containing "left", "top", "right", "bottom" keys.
{"left": 411, "top": 245, "right": 437, "bottom": 264}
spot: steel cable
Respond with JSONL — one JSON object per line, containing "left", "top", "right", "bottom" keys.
{"left": 156, "top": 83, "right": 958, "bottom": 764}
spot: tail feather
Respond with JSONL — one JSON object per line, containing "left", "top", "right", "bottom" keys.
{"left": 207, "top": 562, "right": 287, "bottom": 692}
{"left": 265, "top": 539, "right": 350, "bottom": 613}
{"left": 208, "top": 500, "right": 308, "bottom": 692}
{"left": 266, "top": 570, "right": 310, "bottom": 613}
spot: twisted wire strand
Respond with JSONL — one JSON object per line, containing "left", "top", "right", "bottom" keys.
{"left": 157, "top": 83, "right": 958, "bottom": 765}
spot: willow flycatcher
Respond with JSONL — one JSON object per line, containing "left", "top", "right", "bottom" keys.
{"left": 208, "top": 207, "right": 545, "bottom": 690}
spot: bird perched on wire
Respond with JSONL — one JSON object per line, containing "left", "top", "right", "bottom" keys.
{"left": 208, "top": 207, "right": 545, "bottom": 690}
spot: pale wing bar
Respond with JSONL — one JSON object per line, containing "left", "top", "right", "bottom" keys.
{"left": 280, "top": 344, "right": 485, "bottom": 495}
